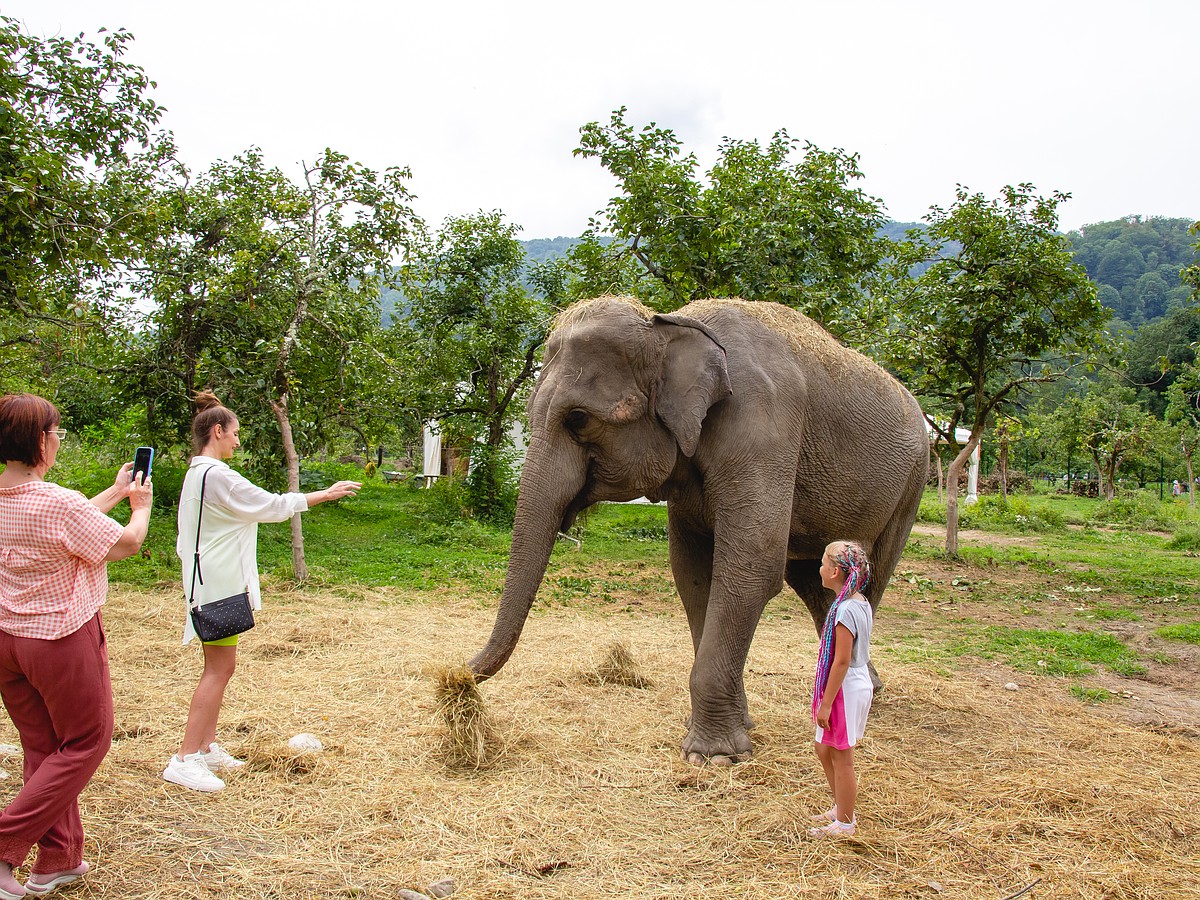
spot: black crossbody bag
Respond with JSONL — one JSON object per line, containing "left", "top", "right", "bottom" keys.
{"left": 188, "top": 465, "right": 255, "bottom": 642}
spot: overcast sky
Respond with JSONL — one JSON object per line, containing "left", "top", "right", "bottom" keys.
{"left": 9, "top": 0, "right": 1199, "bottom": 238}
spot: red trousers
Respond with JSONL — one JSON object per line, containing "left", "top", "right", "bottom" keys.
{"left": 0, "top": 613, "right": 113, "bottom": 872}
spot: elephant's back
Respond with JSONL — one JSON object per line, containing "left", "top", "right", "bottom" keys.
{"left": 679, "top": 298, "right": 911, "bottom": 407}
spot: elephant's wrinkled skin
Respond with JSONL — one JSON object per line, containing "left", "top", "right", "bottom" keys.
{"left": 469, "top": 296, "right": 928, "bottom": 765}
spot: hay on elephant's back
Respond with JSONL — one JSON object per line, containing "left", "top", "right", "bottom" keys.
{"left": 433, "top": 664, "right": 501, "bottom": 769}
{"left": 682, "top": 297, "right": 890, "bottom": 384}
{"left": 553, "top": 296, "right": 903, "bottom": 392}
{"left": 552, "top": 294, "right": 656, "bottom": 330}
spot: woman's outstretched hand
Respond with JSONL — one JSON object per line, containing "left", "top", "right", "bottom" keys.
{"left": 309, "top": 480, "right": 362, "bottom": 506}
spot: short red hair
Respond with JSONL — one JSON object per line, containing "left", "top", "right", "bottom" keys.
{"left": 0, "top": 393, "right": 61, "bottom": 467}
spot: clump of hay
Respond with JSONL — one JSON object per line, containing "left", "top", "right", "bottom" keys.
{"left": 552, "top": 294, "right": 655, "bottom": 331}
{"left": 433, "top": 664, "right": 500, "bottom": 769}
{"left": 585, "top": 641, "right": 652, "bottom": 689}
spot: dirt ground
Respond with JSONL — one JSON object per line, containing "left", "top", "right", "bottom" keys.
{"left": 904, "top": 523, "right": 1200, "bottom": 737}
{"left": 0, "top": 539, "right": 1196, "bottom": 899}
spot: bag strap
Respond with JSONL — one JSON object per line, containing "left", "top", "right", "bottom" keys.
{"left": 187, "top": 465, "right": 217, "bottom": 605}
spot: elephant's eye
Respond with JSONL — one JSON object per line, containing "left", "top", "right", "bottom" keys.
{"left": 563, "top": 409, "right": 591, "bottom": 437}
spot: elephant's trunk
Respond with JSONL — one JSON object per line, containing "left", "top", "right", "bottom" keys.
{"left": 468, "top": 437, "right": 584, "bottom": 680}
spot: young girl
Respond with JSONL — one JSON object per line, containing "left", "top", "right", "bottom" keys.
{"left": 808, "top": 540, "right": 874, "bottom": 838}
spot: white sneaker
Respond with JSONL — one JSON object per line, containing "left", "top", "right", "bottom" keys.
{"left": 808, "top": 818, "right": 856, "bottom": 838}
{"left": 163, "top": 753, "right": 225, "bottom": 792}
{"left": 201, "top": 742, "right": 245, "bottom": 771}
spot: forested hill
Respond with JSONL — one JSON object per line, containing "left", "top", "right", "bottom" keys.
{"left": 383, "top": 218, "right": 1197, "bottom": 332}
{"left": 1066, "top": 216, "right": 1195, "bottom": 328}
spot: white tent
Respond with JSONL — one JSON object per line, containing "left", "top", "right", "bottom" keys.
{"left": 422, "top": 422, "right": 442, "bottom": 488}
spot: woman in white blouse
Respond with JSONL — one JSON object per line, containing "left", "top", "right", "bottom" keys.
{"left": 163, "top": 390, "right": 360, "bottom": 792}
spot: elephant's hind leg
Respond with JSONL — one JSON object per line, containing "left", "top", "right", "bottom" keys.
{"left": 785, "top": 558, "right": 830, "bottom": 636}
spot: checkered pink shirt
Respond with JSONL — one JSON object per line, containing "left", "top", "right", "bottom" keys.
{"left": 0, "top": 481, "right": 124, "bottom": 640}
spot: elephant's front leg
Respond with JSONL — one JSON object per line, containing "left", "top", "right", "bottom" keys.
{"left": 678, "top": 530, "right": 786, "bottom": 766}
{"left": 669, "top": 520, "right": 753, "bottom": 736}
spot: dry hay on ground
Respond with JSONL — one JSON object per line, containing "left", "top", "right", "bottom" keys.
{"left": 0, "top": 585, "right": 1196, "bottom": 899}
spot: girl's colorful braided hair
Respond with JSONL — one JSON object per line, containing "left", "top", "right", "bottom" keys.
{"left": 813, "top": 541, "right": 872, "bottom": 717}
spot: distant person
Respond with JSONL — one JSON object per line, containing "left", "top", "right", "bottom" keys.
{"left": 0, "top": 393, "right": 152, "bottom": 897}
{"left": 1172, "top": 479, "right": 1182, "bottom": 497}
{"left": 808, "top": 540, "right": 874, "bottom": 839}
{"left": 164, "top": 390, "right": 360, "bottom": 792}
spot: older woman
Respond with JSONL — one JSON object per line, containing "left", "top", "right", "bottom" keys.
{"left": 0, "top": 393, "right": 152, "bottom": 898}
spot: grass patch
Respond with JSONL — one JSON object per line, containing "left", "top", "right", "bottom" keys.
{"left": 959, "top": 494, "right": 1064, "bottom": 532}
{"left": 1070, "top": 685, "right": 1118, "bottom": 703}
{"left": 1078, "top": 604, "right": 1141, "bottom": 622}
{"left": 1168, "top": 526, "right": 1200, "bottom": 550}
{"left": 1156, "top": 623, "right": 1200, "bottom": 645}
{"left": 961, "top": 626, "right": 1145, "bottom": 677}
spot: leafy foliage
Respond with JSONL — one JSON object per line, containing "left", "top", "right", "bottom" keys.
{"left": 885, "top": 184, "right": 1109, "bottom": 553}
{"left": 1067, "top": 216, "right": 1196, "bottom": 326}
{"left": 0, "top": 16, "right": 170, "bottom": 398}
{"left": 569, "top": 107, "right": 889, "bottom": 334}
{"left": 396, "top": 212, "right": 550, "bottom": 520}
{"left": 127, "top": 148, "right": 421, "bottom": 489}
{"left": 1043, "top": 385, "right": 1160, "bottom": 500}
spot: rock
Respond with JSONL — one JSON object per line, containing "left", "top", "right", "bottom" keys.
{"left": 398, "top": 891, "right": 432, "bottom": 900}
{"left": 1004, "top": 682, "right": 1019, "bottom": 691}
{"left": 0, "top": 744, "right": 18, "bottom": 756}
{"left": 287, "top": 733, "right": 323, "bottom": 752}
{"left": 427, "top": 878, "right": 456, "bottom": 898}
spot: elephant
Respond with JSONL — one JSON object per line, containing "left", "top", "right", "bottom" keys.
{"left": 468, "top": 296, "right": 929, "bottom": 765}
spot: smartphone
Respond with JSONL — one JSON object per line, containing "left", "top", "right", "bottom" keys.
{"left": 132, "top": 446, "right": 155, "bottom": 482}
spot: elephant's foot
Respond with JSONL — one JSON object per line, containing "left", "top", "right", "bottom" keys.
{"left": 680, "top": 723, "right": 753, "bottom": 767}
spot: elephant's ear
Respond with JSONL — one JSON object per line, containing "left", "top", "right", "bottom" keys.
{"left": 651, "top": 313, "right": 732, "bottom": 457}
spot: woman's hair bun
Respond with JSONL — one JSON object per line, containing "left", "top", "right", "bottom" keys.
{"left": 192, "top": 389, "right": 224, "bottom": 413}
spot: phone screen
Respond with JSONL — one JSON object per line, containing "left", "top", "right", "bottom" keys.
{"left": 132, "top": 446, "right": 155, "bottom": 482}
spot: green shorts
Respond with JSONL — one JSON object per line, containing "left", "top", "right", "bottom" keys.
{"left": 202, "top": 634, "right": 240, "bottom": 647}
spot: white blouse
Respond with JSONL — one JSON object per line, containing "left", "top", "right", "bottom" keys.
{"left": 175, "top": 456, "right": 308, "bottom": 644}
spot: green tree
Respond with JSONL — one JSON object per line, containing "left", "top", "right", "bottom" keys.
{"left": 886, "top": 184, "right": 1109, "bottom": 554}
{"left": 133, "top": 149, "right": 420, "bottom": 577}
{"left": 0, "top": 16, "right": 169, "bottom": 391}
{"left": 569, "top": 107, "right": 889, "bottom": 335}
{"left": 1165, "top": 363, "right": 1199, "bottom": 505}
{"left": 1050, "top": 386, "right": 1157, "bottom": 500}
{"left": 397, "top": 211, "right": 551, "bottom": 523}
{"left": 1124, "top": 306, "right": 1200, "bottom": 416}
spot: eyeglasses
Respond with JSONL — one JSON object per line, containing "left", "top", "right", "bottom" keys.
{"left": 47, "top": 428, "right": 67, "bottom": 440}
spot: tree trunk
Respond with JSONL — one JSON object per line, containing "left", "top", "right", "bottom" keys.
{"left": 998, "top": 439, "right": 1009, "bottom": 500}
{"left": 1104, "top": 454, "right": 1120, "bottom": 501}
{"left": 1186, "top": 448, "right": 1196, "bottom": 510}
{"left": 944, "top": 434, "right": 980, "bottom": 557}
{"left": 271, "top": 395, "right": 307, "bottom": 582}
{"left": 935, "top": 451, "right": 945, "bottom": 504}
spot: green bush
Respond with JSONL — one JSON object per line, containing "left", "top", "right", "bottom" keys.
{"left": 1089, "top": 491, "right": 1180, "bottom": 532}
{"left": 413, "top": 476, "right": 472, "bottom": 527}
{"left": 917, "top": 496, "right": 947, "bottom": 524}
{"left": 959, "top": 495, "right": 1062, "bottom": 532}
{"left": 464, "top": 444, "right": 520, "bottom": 528}
{"left": 299, "top": 460, "right": 365, "bottom": 489}
{"left": 1166, "top": 526, "right": 1200, "bottom": 551}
